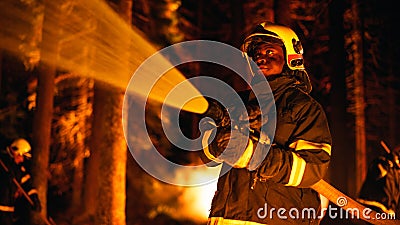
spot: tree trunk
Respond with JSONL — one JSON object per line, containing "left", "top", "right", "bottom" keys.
{"left": 93, "top": 82, "right": 127, "bottom": 225}
{"left": 349, "top": 0, "right": 367, "bottom": 196}
{"left": 275, "top": 0, "right": 292, "bottom": 26}
{"left": 0, "top": 51, "right": 2, "bottom": 93}
{"left": 70, "top": 78, "right": 92, "bottom": 214}
{"left": 93, "top": 0, "right": 131, "bottom": 224}
{"left": 387, "top": 41, "right": 396, "bottom": 149}
{"left": 31, "top": 0, "right": 57, "bottom": 223}
{"left": 80, "top": 93, "right": 101, "bottom": 221}
{"left": 328, "top": 0, "right": 351, "bottom": 194}
{"left": 119, "top": 0, "right": 132, "bottom": 24}
{"left": 31, "top": 64, "right": 55, "bottom": 225}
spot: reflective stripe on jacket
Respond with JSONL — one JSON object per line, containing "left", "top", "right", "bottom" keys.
{"left": 0, "top": 205, "right": 14, "bottom": 212}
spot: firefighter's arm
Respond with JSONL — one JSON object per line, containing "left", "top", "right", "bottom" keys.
{"left": 256, "top": 99, "right": 332, "bottom": 188}
{"left": 20, "top": 167, "right": 41, "bottom": 211}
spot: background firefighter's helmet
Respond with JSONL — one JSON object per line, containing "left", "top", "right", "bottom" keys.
{"left": 241, "top": 22, "right": 304, "bottom": 71}
{"left": 241, "top": 22, "right": 312, "bottom": 93}
{"left": 7, "top": 138, "right": 32, "bottom": 159}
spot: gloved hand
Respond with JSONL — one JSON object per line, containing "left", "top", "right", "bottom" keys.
{"left": 202, "top": 99, "right": 272, "bottom": 169}
{"left": 210, "top": 126, "right": 251, "bottom": 167}
{"left": 226, "top": 103, "right": 272, "bottom": 170}
{"left": 30, "top": 193, "right": 42, "bottom": 212}
{"left": 248, "top": 104, "right": 262, "bottom": 128}
{"left": 245, "top": 104, "right": 272, "bottom": 170}
{"left": 228, "top": 103, "right": 262, "bottom": 140}
{"left": 202, "top": 97, "right": 230, "bottom": 127}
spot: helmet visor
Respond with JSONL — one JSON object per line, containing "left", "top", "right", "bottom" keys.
{"left": 242, "top": 35, "right": 284, "bottom": 58}
{"left": 10, "top": 146, "right": 32, "bottom": 158}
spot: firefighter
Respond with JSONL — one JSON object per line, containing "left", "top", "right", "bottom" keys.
{"left": 201, "top": 22, "right": 332, "bottom": 225}
{"left": 0, "top": 138, "right": 41, "bottom": 225}
{"left": 357, "top": 145, "right": 400, "bottom": 220}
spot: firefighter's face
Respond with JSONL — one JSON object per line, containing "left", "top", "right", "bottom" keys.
{"left": 252, "top": 43, "right": 285, "bottom": 77}
{"left": 12, "top": 152, "right": 25, "bottom": 164}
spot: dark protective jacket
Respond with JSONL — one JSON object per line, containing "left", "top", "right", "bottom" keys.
{"left": 202, "top": 75, "right": 332, "bottom": 225}
{"left": 0, "top": 151, "right": 40, "bottom": 224}
{"left": 358, "top": 155, "right": 400, "bottom": 219}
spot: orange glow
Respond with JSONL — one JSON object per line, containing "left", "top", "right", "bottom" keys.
{"left": 173, "top": 166, "right": 220, "bottom": 222}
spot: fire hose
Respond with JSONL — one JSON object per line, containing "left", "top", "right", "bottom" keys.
{"left": 311, "top": 179, "right": 397, "bottom": 225}
{"left": 246, "top": 129, "right": 397, "bottom": 224}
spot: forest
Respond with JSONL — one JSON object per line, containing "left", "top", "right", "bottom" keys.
{"left": 0, "top": 0, "right": 398, "bottom": 225}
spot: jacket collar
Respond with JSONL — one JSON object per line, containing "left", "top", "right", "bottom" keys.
{"left": 251, "top": 74, "right": 297, "bottom": 95}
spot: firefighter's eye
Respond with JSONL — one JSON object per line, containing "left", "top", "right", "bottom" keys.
{"left": 253, "top": 53, "right": 262, "bottom": 61}
{"left": 253, "top": 49, "right": 274, "bottom": 60}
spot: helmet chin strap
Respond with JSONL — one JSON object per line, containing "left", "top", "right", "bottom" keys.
{"left": 243, "top": 52, "right": 256, "bottom": 77}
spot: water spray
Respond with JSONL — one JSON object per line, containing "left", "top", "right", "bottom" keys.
{"left": 0, "top": 0, "right": 208, "bottom": 113}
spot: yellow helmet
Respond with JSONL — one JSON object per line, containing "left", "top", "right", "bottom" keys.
{"left": 7, "top": 138, "right": 32, "bottom": 159}
{"left": 241, "top": 22, "right": 305, "bottom": 71}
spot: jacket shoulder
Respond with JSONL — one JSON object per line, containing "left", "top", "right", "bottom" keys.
{"left": 279, "top": 87, "right": 326, "bottom": 122}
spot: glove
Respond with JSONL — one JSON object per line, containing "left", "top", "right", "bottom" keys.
{"left": 210, "top": 126, "right": 251, "bottom": 167}
{"left": 202, "top": 97, "right": 230, "bottom": 127}
{"left": 226, "top": 103, "right": 272, "bottom": 170}
{"left": 245, "top": 104, "right": 272, "bottom": 170}
{"left": 227, "top": 103, "right": 262, "bottom": 141}
{"left": 246, "top": 104, "right": 262, "bottom": 131}
{"left": 30, "top": 193, "right": 42, "bottom": 212}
